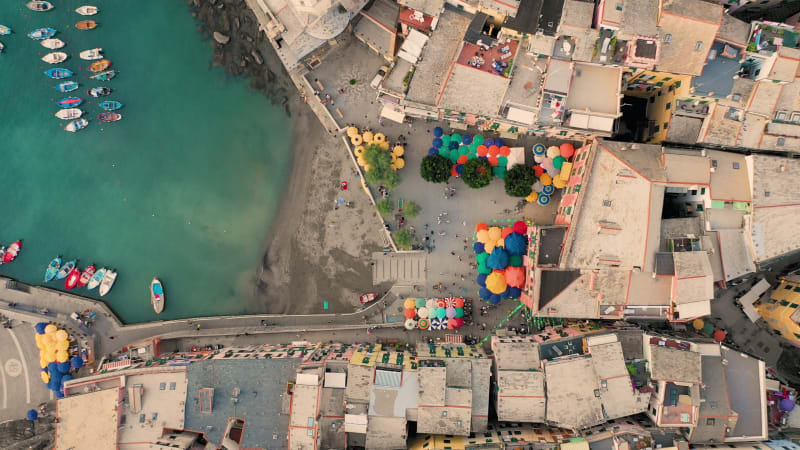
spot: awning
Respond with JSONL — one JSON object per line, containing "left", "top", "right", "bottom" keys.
{"left": 507, "top": 107, "right": 536, "bottom": 125}
{"left": 506, "top": 147, "right": 525, "bottom": 169}
{"left": 404, "top": 105, "right": 438, "bottom": 119}
{"left": 380, "top": 104, "right": 406, "bottom": 124}
{"left": 675, "top": 300, "right": 711, "bottom": 321}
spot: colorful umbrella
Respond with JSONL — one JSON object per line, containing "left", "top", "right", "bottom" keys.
{"left": 560, "top": 142, "right": 575, "bottom": 158}
{"left": 446, "top": 307, "right": 457, "bottom": 318}
{"left": 447, "top": 318, "right": 457, "bottom": 329}
{"left": 433, "top": 126, "right": 443, "bottom": 137}
{"left": 537, "top": 193, "right": 551, "bottom": 206}
{"left": 346, "top": 126, "right": 359, "bottom": 137}
{"left": 405, "top": 319, "right": 417, "bottom": 330}
{"left": 713, "top": 329, "right": 726, "bottom": 342}
{"left": 533, "top": 143, "right": 546, "bottom": 155}
{"left": 436, "top": 307, "right": 447, "bottom": 319}
{"left": 430, "top": 317, "right": 445, "bottom": 330}
{"left": 374, "top": 133, "right": 386, "bottom": 143}
{"left": 350, "top": 135, "right": 363, "bottom": 145}
{"left": 415, "top": 297, "right": 426, "bottom": 308}
{"left": 437, "top": 299, "right": 446, "bottom": 308}
{"left": 417, "top": 307, "right": 429, "bottom": 319}
{"left": 542, "top": 184, "right": 555, "bottom": 195}
{"left": 692, "top": 319, "right": 704, "bottom": 330}
{"left": 426, "top": 299, "right": 437, "bottom": 310}
{"left": 362, "top": 131, "right": 374, "bottom": 143}
{"left": 546, "top": 146, "right": 560, "bottom": 158}
{"left": 418, "top": 318, "right": 430, "bottom": 329}
{"left": 454, "top": 298, "right": 465, "bottom": 308}
{"left": 445, "top": 297, "right": 456, "bottom": 308}
{"left": 404, "top": 298, "right": 416, "bottom": 309}
{"left": 455, "top": 307, "right": 464, "bottom": 318}
{"left": 404, "top": 308, "right": 416, "bottom": 319}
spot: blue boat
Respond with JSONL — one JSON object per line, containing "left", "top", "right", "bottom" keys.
{"left": 56, "top": 260, "right": 75, "bottom": 280}
{"left": 27, "top": 27, "right": 55, "bottom": 40}
{"left": 89, "top": 70, "right": 116, "bottom": 81}
{"left": 45, "top": 68, "right": 72, "bottom": 79}
{"left": 99, "top": 100, "right": 122, "bottom": 111}
{"left": 56, "top": 81, "right": 78, "bottom": 92}
{"left": 57, "top": 97, "right": 82, "bottom": 108}
{"left": 44, "top": 257, "right": 61, "bottom": 282}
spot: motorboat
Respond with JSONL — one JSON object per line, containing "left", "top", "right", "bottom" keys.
{"left": 75, "top": 20, "right": 97, "bottom": 31}
{"left": 0, "top": 25, "right": 11, "bottom": 35}
{"left": 28, "top": 28, "right": 56, "bottom": 40}
{"left": 3, "top": 241, "right": 21, "bottom": 263}
{"left": 98, "top": 269, "right": 117, "bottom": 296}
{"left": 87, "top": 86, "right": 111, "bottom": 97}
{"left": 56, "top": 81, "right": 78, "bottom": 92}
{"left": 99, "top": 100, "right": 122, "bottom": 111}
{"left": 45, "top": 68, "right": 72, "bottom": 79}
{"left": 0, "top": 42, "right": 3, "bottom": 54}
{"left": 41, "top": 38, "right": 64, "bottom": 49}
{"left": 56, "top": 260, "right": 75, "bottom": 280}
{"left": 75, "top": 5, "right": 98, "bottom": 15}
{"left": 45, "top": 257, "right": 61, "bottom": 282}
{"left": 0, "top": 246, "right": 5, "bottom": 264}
{"left": 151, "top": 278, "right": 165, "bottom": 314}
{"left": 87, "top": 267, "right": 105, "bottom": 290}
{"left": 57, "top": 97, "right": 82, "bottom": 108}
{"left": 65, "top": 268, "right": 81, "bottom": 289}
{"left": 98, "top": 112, "right": 121, "bottom": 122}
{"left": 55, "top": 108, "right": 82, "bottom": 120}
{"left": 77, "top": 264, "right": 95, "bottom": 287}
{"left": 90, "top": 70, "right": 116, "bottom": 81}
{"left": 88, "top": 59, "right": 110, "bottom": 72}
{"left": 65, "top": 118, "right": 88, "bottom": 132}
{"left": 79, "top": 48, "right": 102, "bottom": 60}
{"left": 26, "top": 1, "right": 54, "bottom": 12}
{"left": 42, "top": 51, "right": 67, "bottom": 64}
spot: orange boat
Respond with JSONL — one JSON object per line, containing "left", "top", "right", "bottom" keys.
{"left": 88, "top": 59, "right": 110, "bottom": 73}
{"left": 75, "top": 20, "right": 97, "bottom": 30}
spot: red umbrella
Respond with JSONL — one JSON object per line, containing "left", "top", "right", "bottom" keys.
{"left": 476, "top": 222, "right": 489, "bottom": 232}
{"left": 404, "top": 308, "right": 416, "bottom": 319}
{"left": 499, "top": 146, "right": 510, "bottom": 156}
{"left": 477, "top": 145, "right": 488, "bottom": 156}
{"left": 454, "top": 298, "right": 464, "bottom": 308}
{"left": 501, "top": 227, "right": 514, "bottom": 239}
{"left": 533, "top": 165, "right": 544, "bottom": 177}
{"left": 451, "top": 165, "right": 459, "bottom": 177}
{"left": 445, "top": 297, "right": 456, "bottom": 307}
{"left": 713, "top": 329, "right": 726, "bottom": 342}
{"left": 454, "top": 317, "right": 464, "bottom": 328}
{"left": 513, "top": 221, "right": 527, "bottom": 235}
{"left": 447, "top": 318, "right": 457, "bottom": 329}
{"left": 437, "top": 299, "right": 446, "bottom": 308}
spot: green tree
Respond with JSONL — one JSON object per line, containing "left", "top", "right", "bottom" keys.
{"left": 504, "top": 164, "right": 537, "bottom": 197}
{"left": 420, "top": 154, "right": 451, "bottom": 183}
{"left": 404, "top": 201, "right": 422, "bottom": 218}
{"left": 363, "top": 143, "right": 401, "bottom": 188}
{"left": 376, "top": 198, "right": 394, "bottom": 216}
{"left": 394, "top": 228, "right": 414, "bottom": 250}
{"left": 462, "top": 158, "right": 493, "bottom": 189}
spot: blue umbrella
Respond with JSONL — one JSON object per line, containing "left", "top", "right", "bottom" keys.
{"left": 449, "top": 141, "right": 459, "bottom": 150}
{"left": 27, "top": 410, "right": 38, "bottom": 421}
{"left": 537, "top": 193, "right": 550, "bottom": 206}
{"left": 57, "top": 361, "right": 71, "bottom": 374}
{"left": 484, "top": 138, "right": 495, "bottom": 147}
{"left": 533, "top": 143, "right": 546, "bottom": 155}
{"left": 55, "top": 390, "right": 64, "bottom": 399}
{"left": 508, "top": 287, "right": 522, "bottom": 298}
{"left": 433, "top": 126, "right": 443, "bottom": 137}
{"left": 496, "top": 138, "right": 504, "bottom": 147}
{"left": 428, "top": 148, "right": 438, "bottom": 156}
{"left": 477, "top": 273, "right": 487, "bottom": 287}
{"left": 432, "top": 138, "right": 443, "bottom": 148}
{"left": 456, "top": 165, "right": 464, "bottom": 175}
{"left": 35, "top": 322, "right": 47, "bottom": 334}
{"left": 70, "top": 356, "right": 84, "bottom": 369}
{"left": 487, "top": 248, "right": 510, "bottom": 270}
{"left": 462, "top": 135, "right": 472, "bottom": 145}
{"left": 489, "top": 294, "right": 502, "bottom": 305}
{"left": 62, "top": 374, "right": 73, "bottom": 383}
{"left": 479, "top": 287, "right": 491, "bottom": 300}
{"left": 504, "top": 233, "right": 527, "bottom": 256}
{"left": 473, "top": 242, "right": 485, "bottom": 253}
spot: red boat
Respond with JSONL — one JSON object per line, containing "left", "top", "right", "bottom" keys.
{"left": 359, "top": 292, "right": 378, "bottom": 304}
{"left": 2, "top": 241, "right": 21, "bottom": 263}
{"left": 77, "top": 264, "right": 96, "bottom": 288}
{"left": 65, "top": 268, "right": 81, "bottom": 289}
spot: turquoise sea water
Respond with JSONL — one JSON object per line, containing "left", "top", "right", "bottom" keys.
{"left": 0, "top": 1, "right": 292, "bottom": 322}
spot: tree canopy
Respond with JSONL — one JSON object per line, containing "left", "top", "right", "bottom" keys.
{"left": 420, "top": 154, "right": 451, "bottom": 184}
{"left": 462, "top": 158, "right": 493, "bottom": 189}
{"left": 376, "top": 198, "right": 394, "bottom": 216}
{"left": 394, "top": 228, "right": 414, "bottom": 250}
{"left": 363, "top": 144, "right": 400, "bottom": 189}
{"left": 404, "top": 201, "right": 421, "bottom": 218}
{"left": 504, "top": 164, "right": 537, "bottom": 197}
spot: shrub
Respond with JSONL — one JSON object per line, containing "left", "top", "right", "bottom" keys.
{"left": 404, "top": 201, "right": 421, "bottom": 218}
{"left": 394, "top": 228, "right": 414, "bottom": 250}
{"left": 462, "top": 158, "right": 493, "bottom": 189}
{"left": 376, "top": 198, "right": 394, "bottom": 216}
{"left": 420, "top": 154, "right": 451, "bottom": 183}
{"left": 504, "top": 164, "right": 537, "bottom": 197}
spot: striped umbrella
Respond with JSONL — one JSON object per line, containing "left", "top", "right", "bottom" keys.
{"left": 445, "top": 297, "right": 456, "bottom": 307}
{"left": 418, "top": 318, "right": 430, "bottom": 330}
{"left": 430, "top": 317, "right": 445, "bottom": 330}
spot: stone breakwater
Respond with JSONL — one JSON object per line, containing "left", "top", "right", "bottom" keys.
{"left": 188, "top": 0, "right": 292, "bottom": 113}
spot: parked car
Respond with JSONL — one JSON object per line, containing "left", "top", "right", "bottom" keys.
{"left": 370, "top": 65, "right": 389, "bottom": 89}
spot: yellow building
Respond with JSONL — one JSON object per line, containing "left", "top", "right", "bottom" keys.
{"left": 408, "top": 423, "right": 575, "bottom": 450}
{"left": 758, "top": 275, "right": 800, "bottom": 346}
{"left": 624, "top": 69, "right": 692, "bottom": 143}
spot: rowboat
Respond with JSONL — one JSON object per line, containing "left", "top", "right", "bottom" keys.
{"left": 65, "top": 268, "right": 81, "bottom": 289}
{"left": 26, "top": 1, "right": 54, "bottom": 12}
{"left": 65, "top": 118, "right": 88, "bottom": 132}
{"left": 0, "top": 25, "right": 11, "bottom": 35}
{"left": 45, "top": 68, "right": 72, "bottom": 79}
{"left": 2, "top": 241, "right": 21, "bottom": 263}
{"left": 55, "top": 108, "right": 82, "bottom": 120}
{"left": 56, "top": 81, "right": 78, "bottom": 92}
{"left": 79, "top": 48, "right": 102, "bottom": 60}
{"left": 58, "top": 97, "right": 82, "bottom": 108}
{"left": 45, "top": 257, "right": 61, "bottom": 282}
{"left": 88, "top": 59, "right": 110, "bottom": 72}
{"left": 28, "top": 28, "right": 55, "bottom": 40}
{"left": 75, "top": 5, "right": 98, "bottom": 16}
{"left": 41, "top": 38, "right": 64, "bottom": 49}
{"left": 99, "top": 100, "right": 122, "bottom": 111}
{"left": 98, "top": 112, "right": 121, "bottom": 122}
{"left": 87, "top": 86, "right": 111, "bottom": 97}
{"left": 87, "top": 267, "right": 105, "bottom": 290}
{"left": 98, "top": 269, "right": 117, "bottom": 296}
{"left": 151, "top": 278, "right": 165, "bottom": 314}
{"left": 56, "top": 260, "right": 75, "bottom": 280}
{"left": 75, "top": 20, "right": 96, "bottom": 31}
{"left": 42, "top": 51, "right": 67, "bottom": 64}
{"left": 89, "top": 70, "right": 115, "bottom": 81}
{"left": 78, "top": 264, "right": 95, "bottom": 287}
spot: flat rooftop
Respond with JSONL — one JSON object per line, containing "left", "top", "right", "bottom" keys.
{"left": 691, "top": 41, "right": 742, "bottom": 98}
{"left": 57, "top": 388, "right": 120, "bottom": 450}
{"left": 566, "top": 64, "right": 620, "bottom": 116}
{"left": 722, "top": 347, "right": 767, "bottom": 439}
{"left": 545, "top": 357, "right": 604, "bottom": 430}
{"left": 649, "top": 345, "right": 702, "bottom": 383}
{"left": 438, "top": 63, "right": 511, "bottom": 116}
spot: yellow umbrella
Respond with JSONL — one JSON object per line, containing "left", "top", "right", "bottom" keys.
{"left": 350, "top": 135, "right": 363, "bottom": 146}
{"left": 526, "top": 192, "right": 538, "bottom": 202}
{"left": 354, "top": 145, "right": 365, "bottom": 157}
{"left": 394, "top": 157, "right": 405, "bottom": 169}
{"left": 392, "top": 145, "right": 404, "bottom": 156}
{"left": 362, "top": 131, "right": 374, "bottom": 143}
{"left": 357, "top": 156, "right": 367, "bottom": 166}
{"left": 39, "top": 357, "right": 47, "bottom": 369}
{"left": 488, "top": 227, "right": 502, "bottom": 241}
{"left": 346, "top": 126, "right": 359, "bottom": 137}
{"left": 379, "top": 141, "right": 390, "bottom": 150}
{"left": 45, "top": 324, "right": 57, "bottom": 334}
{"left": 374, "top": 133, "right": 386, "bottom": 143}
{"left": 55, "top": 329, "right": 68, "bottom": 341}
{"left": 364, "top": 164, "right": 371, "bottom": 172}
{"left": 540, "top": 173, "right": 552, "bottom": 186}
{"left": 41, "top": 371, "right": 50, "bottom": 383}
{"left": 391, "top": 153, "right": 398, "bottom": 162}
{"left": 692, "top": 318, "right": 705, "bottom": 331}
{"left": 35, "top": 333, "right": 44, "bottom": 349}
{"left": 55, "top": 340, "right": 69, "bottom": 351}
{"left": 43, "top": 334, "right": 55, "bottom": 348}
{"left": 44, "top": 350, "right": 56, "bottom": 363}
{"left": 55, "top": 350, "right": 68, "bottom": 363}
{"left": 403, "top": 298, "right": 416, "bottom": 309}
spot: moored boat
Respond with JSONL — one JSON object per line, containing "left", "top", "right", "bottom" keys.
{"left": 56, "top": 81, "right": 78, "bottom": 92}
{"left": 0, "top": 25, "right": 11, "bottom": 35}
{"left": 55, "top": 108, "right": 82, "bottom": 120}
{"left": 0, "top": 247, "right": 5, "bottom": 264}
{"left": 28, "top": 28, "right": 55, "bottom": 40}
{"left": 45, "top": 68, "right": 72, "bottom": 79}
{"left": 75, "top": 20, "right": 96, "bottom": 31}
{"left": 41, "top": 38, "right": 64, "bottom": 49}
{"left": 79, "top": 48, "right": 102, "bottom": 60}
{"left": 27, "top": 1, "right": 54, "bottom": 12}
{"left": 56, "top": 260, "right": 75, "bottom": 280}
{"left": 87, "top": 267, "right": 105, "bottom": 290}
{"left": 98, "top": 269, "right": 117, "bottom": 296}
{"left": 90, "top": 70, "right": 116, "bottom": 81}
{"left": 99, "top": 100, "right": 122, "bottom": 111}
{"left": 3, "top": 241, "right": 21, "bottom": 263}
{"left": 87, "top": 86, "right": 111, "bottom": 97}
{"left": 42, "top": 51, "right": 67, "bottom": 64}
{"left": 151, "top": 278, "right": 165, "bottom": 314}
{"left": 77, "top": 264, "right": 95, "bottom": 287}
{"left": 44, "top": 257, "right": 61, "bottom": 282}
{"left": 65, "top": 268, "right": 81, "bottom": 290}
{"left": 0, "top": 42, "right": 4, "bottom": 54}
{"left": 75, "top": 5, "right": 98, "bottom": 16}
{"left": 57, "top": 97, "right": 82, "bottom": 108}
{"left": 88, "top": 59, "right": 110, "bottom": 72}
{"left": 65, "top": 118, "right": 88, "bottom": 132}
{"left": 98, "top": 111, "right": 121, "bottom": 122}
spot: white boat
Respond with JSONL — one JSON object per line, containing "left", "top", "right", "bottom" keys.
{"left": 150, "top": 278, "right": 165, "bottom": 314}
{"left": 42, "top": 51, "right": 67, "bottom": 64}
{"left": 98, "top": 269, "right": 117, "bottom": 296}
{"left": 65, "top": 118, "right": 88, "bottom": 132}
{"left": 79, "top": 48, "right": 102, "bottom": 60}
{"left": 75, "top": 5, "right": 98, "bottom": 16}
{"left": 41, "top": 38, "right": 64, "bottom": 49}
{"left": 87, "top": 267, "right": 106, "bottom": 290}
{"left": 0, "top": 42, "right": 4, "bottom": 54}
{"left": 55, "top": 108, "right": 82, "bottom": 120}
